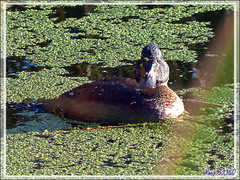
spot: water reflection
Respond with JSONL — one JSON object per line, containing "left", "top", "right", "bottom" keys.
{"left": 49, "top": 6, "right": 94, "bottom": 23}
{"left": 6, "top": 107, "right": 30, "bottom": 129}
{"left": 62, "top": 60, "right": 199, "bottom": 91}
{"left": 6, "top": 56, "right": 48, "bottom": 76}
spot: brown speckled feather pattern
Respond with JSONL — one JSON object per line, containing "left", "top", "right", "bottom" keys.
{"left": 44, "top": 78, "right": 144, "bottom": 124}
{"left": 139, "top": 84, "right": 184, "bottom": 120}
{"left": 44, "top": 78, "right": 183, "bottom": 124}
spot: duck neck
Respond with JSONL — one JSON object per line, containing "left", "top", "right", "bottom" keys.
{"left": 157, "top": 81, "right": 168, "bottom": 87}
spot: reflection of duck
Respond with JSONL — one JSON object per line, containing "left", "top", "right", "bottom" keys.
{"left": 44, "top": 44, "right": 184, "bottom": 124}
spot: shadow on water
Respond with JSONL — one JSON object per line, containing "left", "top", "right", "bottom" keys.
{"left": 49, "top": 6, "right": 95, "bottom": 23}
{"left": 6, "top": 108, "right": 26, "bottom": 129}
{"left": 61, "top": 60, "right": 198, "bottom": 91}
{"left": 6, "top": 56, "right": 49, "bottom": 77}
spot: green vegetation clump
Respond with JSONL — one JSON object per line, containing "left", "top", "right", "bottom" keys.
{"left": 7, "top": 121, "right": 173, "bottom": 175}
{"left": 6, "top": 68, "right": 90, "bottom": 103}
{"left": 6, "top": 4, "right": 233, "bottom": 68}
{"left": 5, "top": 4, "right": 235, "bottom": 176}
{"left": 6, "top": 84, "right": 234, "bottom": 175}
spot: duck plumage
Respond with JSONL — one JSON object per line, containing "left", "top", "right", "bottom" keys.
{"left": 44, "top": 44, "right": 184, "bottom": 124}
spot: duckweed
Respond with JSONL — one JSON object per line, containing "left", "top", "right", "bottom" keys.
{"left": 6, "top": 67, "right": 90, "bottom": 103}
{"left": 7, "top": 121, "right": 173, "bottom": 175}
{"left": 6, "top": 4, "right": 233, "bottom": 68}
{"left": 6, "top": 84, "right": 235, "bottom": 175}
{"left": 5, "top": 4, "right": 234, "bottom": 103}
{"left": 4, "top": 4, "right": 235, "bottom": 177}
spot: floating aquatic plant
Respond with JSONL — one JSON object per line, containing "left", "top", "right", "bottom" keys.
{"left": 6, "top": 67, "right": 90, "bottom": 103}
{"left": 6, "top": 84, "right": 234, "bottom": 175}
{"left": 6, "top": 4, "right": 234, "bottom": 68}
{"left": 5, "top": 4, "right": 235, "bottom": 176}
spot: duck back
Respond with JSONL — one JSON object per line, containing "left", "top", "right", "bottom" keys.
{"left": 44, "top": 77, "right": 160, "bottom": 124}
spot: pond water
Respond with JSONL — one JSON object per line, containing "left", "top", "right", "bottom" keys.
{"left": 6, "top": 6, "right": 233, "bottom": 129}
{"left": 4, "top": 4, "right": 236, "bottom": 177}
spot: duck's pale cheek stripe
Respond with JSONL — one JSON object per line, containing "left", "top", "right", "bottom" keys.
{"left": 143, "top": 66, "right": 157, "bottom": 88}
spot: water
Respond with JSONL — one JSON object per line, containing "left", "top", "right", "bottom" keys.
{"left": 7, "top": 56, "right": 48, "bottom": 78}
{"left": 4, "top": 5, "right": 235, "bottom": 176}
{"left": 61, "top": 60, "right": 196, "bottom": 91}
{"left": 5, "top": 5, "right": 234, "bottom": 129}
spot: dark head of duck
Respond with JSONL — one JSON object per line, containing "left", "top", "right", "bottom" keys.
{"left": 135, "top": 43, "right": 169, "bottom": 88}
{"left": 44, "top": 43, "right": 184, "bottom": 125}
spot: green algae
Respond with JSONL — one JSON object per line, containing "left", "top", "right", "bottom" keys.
{"left": 6, "top": 111, "right": 101, "bottom": 134}
{"left": 172, "top": 84, "right": 234, "bottom": 175}
{"left": 6, "top": 67, "right": 90, "bottom": 103}
{"left": 6, "top": 84, "right": 235, "bottom": 176}
{"left": 6, "top": 4, "right": 233, "bottom": 69}
{"left": 152, "top": 88, "right": 234, "bottom": 176}
{"left": 7, "top": 112, "right": 72, "bottom": 134}
{"left": 5, "top": 4, "right": 234, "bottom": 103}
{"left": 169, "top": 114, "right": 234, "bottom": 176}
{"left": 6, "top": 121, "right": 173, "bottom": 175}
{"left": 177, "top": 84, "right": 234, "bottom": 114}
{"left": 4, "top": 4, "right": 236, "bottom": 177}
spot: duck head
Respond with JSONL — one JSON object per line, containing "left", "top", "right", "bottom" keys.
{"left": 135, "top": 43, "right": 169, "bottom": 88}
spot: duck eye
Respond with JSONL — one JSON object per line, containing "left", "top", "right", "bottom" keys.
{"left": 144, "top": 57, "right": 149, "bottom": 61}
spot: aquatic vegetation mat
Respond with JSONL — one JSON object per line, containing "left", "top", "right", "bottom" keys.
{"left": 6, "top": 67, "right": 90, "bottom": 103}
{"left": 6, "top": 84, "right": 234, "bottom": 176}
{"left": 6, "top": 4, "right": 234, "bottom": 103}
{"left": 6, "top": 4, "right": 233, "bottom": 68}
{"left": 5, "top": 4, "right": 235, "bottom": 177}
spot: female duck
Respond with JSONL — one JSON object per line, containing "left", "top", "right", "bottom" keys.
{"left": 44, "top": 44, "right": 184, "bottom": 124}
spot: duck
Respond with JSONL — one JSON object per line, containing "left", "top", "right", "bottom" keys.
{"left": 44, "top": 44, "right": 184, "bottom": 125}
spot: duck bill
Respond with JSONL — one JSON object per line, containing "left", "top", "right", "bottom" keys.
{"left": 139, "top": 65, "right": 157, "bottom": 88}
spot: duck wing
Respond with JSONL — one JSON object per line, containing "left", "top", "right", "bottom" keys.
{"left": 44, "top": 78, "right": 155, "bottom": 124}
